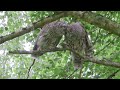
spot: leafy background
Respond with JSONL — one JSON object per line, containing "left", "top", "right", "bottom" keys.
{"left": 0, "top": 11, "right": 120, "bottom": 79}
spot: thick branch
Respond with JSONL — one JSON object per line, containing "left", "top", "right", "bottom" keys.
{"left": 0, "top": 12, "right": 66, "bottom": 44}
{"left": 9, "top": 49, "right": 120, "bottom": 69}
{"left": 9, "top": 48, "right": 67, "bottom": 55}
{"left": 85, "top": 58, "right": 120, "bottom": 68}
{"left": 68, "top": 11, "right": 120, "bottom": 36}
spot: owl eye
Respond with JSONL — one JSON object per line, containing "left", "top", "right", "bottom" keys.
{"left": 33, "top": 44, "right": 38, "bottom": 50}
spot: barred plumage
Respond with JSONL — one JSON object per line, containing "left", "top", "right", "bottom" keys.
{"left": 32, "top": 21, "right": 68, "bottom": 58}
{"left": 65, "top": 22, "right": 93, "bottom": 70}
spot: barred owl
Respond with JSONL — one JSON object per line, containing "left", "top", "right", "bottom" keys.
{"left": 65, "top": 22, "right": 93, "bottom": 70}
{"left": 32, "top": 21, "right": 68, "bottom": 58}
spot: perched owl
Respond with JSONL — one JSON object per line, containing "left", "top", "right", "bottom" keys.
{"left": 32, "top": 21, "right": 68, "bottom": 58}
{"left": 65, "top": 22, "right": 93, "bottom": 70}
{"left": 32, "top": 20, "right": 93, "bottom": 71}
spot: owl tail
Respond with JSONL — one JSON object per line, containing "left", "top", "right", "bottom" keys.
{"left": 71, "top": 52, "right": 84, "bottom": 70}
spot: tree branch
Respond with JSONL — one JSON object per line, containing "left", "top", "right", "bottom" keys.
{"left": 85, "top": 58, "right": 120, "bottom": 68}
{"left": 1, "top": 11, "right": 120, "bottom": 44}
{"left": 27, "top": 59, "right": 35, "bottom": 79}
{"left": 68, "top": 11, "right": 120, "bottom": 36}
{"left": 0, "top": 12, "right": 66, "bottom": 44}
{"left": 95, "top": 37, "right": 117, "bottom": 56}
{"left": 9, "top": 48, "right": 67, "bottom": 55}
{"left": 9, "top": 48, "right": 120, "bottom": 69}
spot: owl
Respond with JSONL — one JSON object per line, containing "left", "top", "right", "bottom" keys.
{"left": 65, "top": 22, "right": 93, "bottom": 70}
{"left": 32, "top": 21, "right": 68, "bottom": 58}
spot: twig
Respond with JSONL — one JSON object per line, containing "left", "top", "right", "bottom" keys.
{"left": 93, "top": 29, "right": 101, "bottom": 45}
{"left": 67, "top": 69, "right": 78, "bottom": 79}
{"left": 110, "top": 51, "right": 120, "bottom": 59}
{"left": 26, "top": 59, "right": 36, "bottom": 79}
{"left": 79, "top": 66, "right": 84, "bottom": 79}
{"left": 95, "top": 37, "right": 117, "bottom": 56}
{"left": 107, "top": 69, "right": 120, "bottom": 79}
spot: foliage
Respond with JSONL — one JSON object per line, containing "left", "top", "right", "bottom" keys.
{"left": 0, "top": 11, "right": 120, "bottom": 79}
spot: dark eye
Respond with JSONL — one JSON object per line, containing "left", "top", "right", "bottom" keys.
{"left": 33, "top": 44, "right": 38, "bottom": 50}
